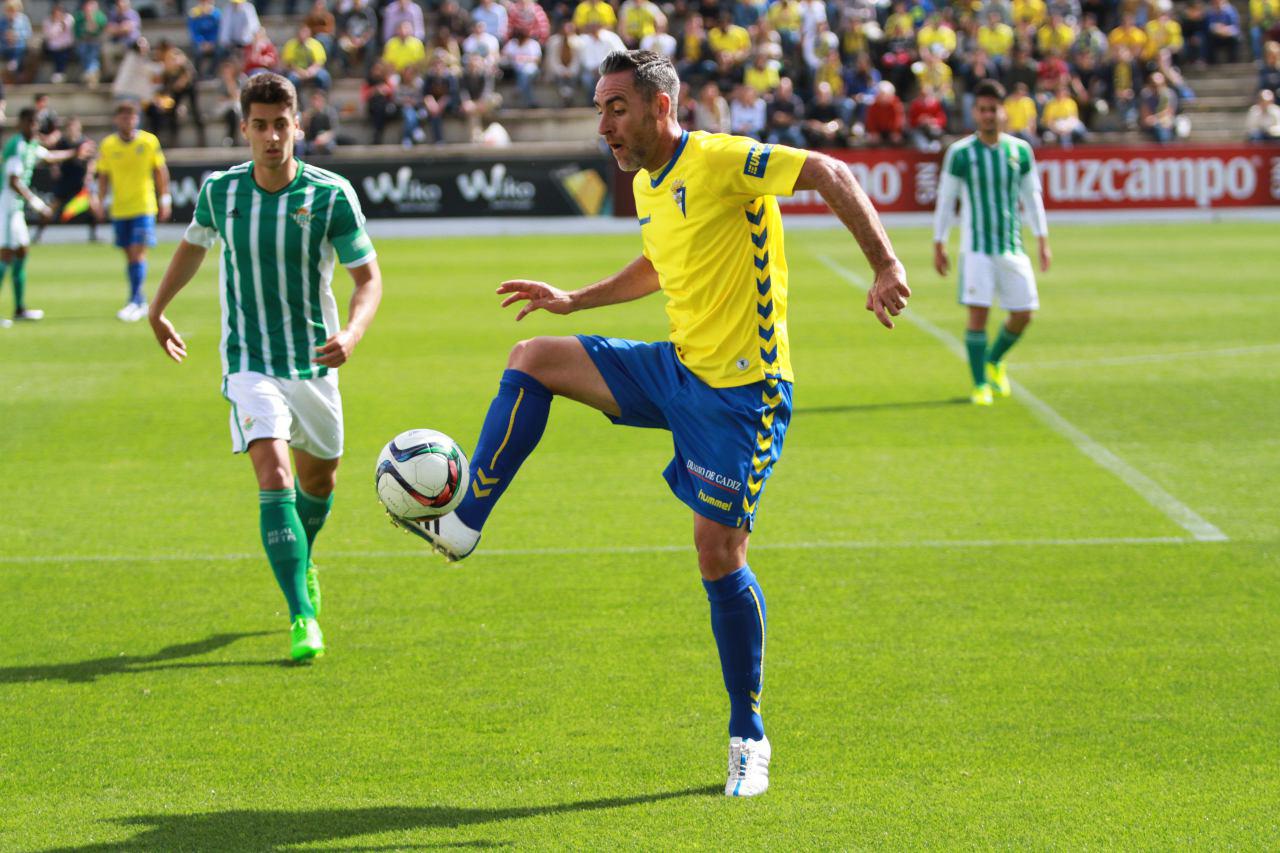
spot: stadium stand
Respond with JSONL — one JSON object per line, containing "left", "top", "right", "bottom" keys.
{"left": 0, "top": 0, "right": 1270, "bottom": 152}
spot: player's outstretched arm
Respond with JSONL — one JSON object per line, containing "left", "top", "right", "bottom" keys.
{"left": 315, "top": 258, "right": 382, "bottom": 368}
{"left": 794, "top": 152, "right": 910, "bottom": 329}
{"left": 498, "top": 253, "right": 660, "bottom": 321}
{"left": 147, "top": 240, "right": 208, "bottom": 363}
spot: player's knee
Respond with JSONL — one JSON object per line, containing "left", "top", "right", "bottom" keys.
{"left": 693, "top": 529, "right": 748, "bottom": 579}
{"left": 298, "top": 469, "right": 336, "bottom": 498}
{"left": 507, "top": 337, "right": 555, "bottom": 379}
{"left": 257, "top": 466, "right": 293, "bottom": 491}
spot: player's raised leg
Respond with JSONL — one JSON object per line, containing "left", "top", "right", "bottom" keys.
{"left": 249, "top": 438, "right": 322, "bottom": 660}
{"left": 965, "top": 305, "right": 993, "bottom": 406}
{"left": 695, "top": 515, "right": 771, "bottom": 797}
{"left": 395, "top": 335, "right": 617, "bottom": 560}
{"left": 293, "top": 449, "right": 339, "bottom": 617}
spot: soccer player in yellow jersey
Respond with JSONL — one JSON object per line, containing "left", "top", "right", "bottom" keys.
{"left": 92, "top": 102, "right": 171, "bottom": 322}
{"left": 394, "top": 50, "right": 909, "bottom": 797}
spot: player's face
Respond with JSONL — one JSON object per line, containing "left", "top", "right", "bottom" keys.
{"left": 18, "top": 115, "right": 35, "bottom": 139}
{"left": 973, "top": 95, "right": 1002, "bottom": 134}
{"left": 595, "top": 71, "right": 662, "bottom": 173}
{"left": 114, "top": 109, "right": 139, "bottom": 137}
{"left": 242, "top": 102, "right": 298, "bottom": 170}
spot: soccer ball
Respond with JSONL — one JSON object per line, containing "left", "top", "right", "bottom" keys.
{"left": 375, "top": 429, "right": 470, "bottom": 519}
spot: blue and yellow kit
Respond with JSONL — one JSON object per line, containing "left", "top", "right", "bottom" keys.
{"left": 580, "top": 131, "right": 808, "bottom": 528}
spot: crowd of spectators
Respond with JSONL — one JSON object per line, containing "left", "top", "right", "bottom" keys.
{"left": 0, "top": 0, "right": 1272, "bottom": 148}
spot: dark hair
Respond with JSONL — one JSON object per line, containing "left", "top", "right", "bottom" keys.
{"left": 598, "top": 50, "right": 679, "bottom": 106}
{"left": 240, "top": 72, "right": 298, "bottom": 119}
{"left": 115, "top": 101, "right": 139, "bottom": 116}
{"left": 17, "top": 107, "right": 36, "bottom": 122}
{"left": 972, "top": 79, "right": 1006, "bottom": 101}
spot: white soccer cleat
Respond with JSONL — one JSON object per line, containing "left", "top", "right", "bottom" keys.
{"left": 116, "top": 303, "right": 142, "bottom": 322}
{"left": 725, "top": 736, "right": 771, "bottom": 798}
{"left": 13, "top": 308, "right": 43, "bottom": 321}
{"left": 390, "top": 511, "right": 480, "bottom": 562}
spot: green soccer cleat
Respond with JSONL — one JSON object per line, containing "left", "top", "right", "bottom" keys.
{"left": 970, "top": 384, "right": 994, "bottom": 406}
{"left": 986, "top": 361, "right": 1011, "bottom": 397}
{"left": 290, "top": 617, "right": 325, "bottom": 661}
{"left": 306, "top": 560, "right": 321, "bottom": 617}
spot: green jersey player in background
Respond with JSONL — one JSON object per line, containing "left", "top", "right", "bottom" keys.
{"left": 0, "top": 108, "right": 94, "bottom": 327}
{"left": 147, "top": 73, "right": 383, "bottom": 661}
{"left": 932, "top": 79, "right": 1051, "bottom": 406}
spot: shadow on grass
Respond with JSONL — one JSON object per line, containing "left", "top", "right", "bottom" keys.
{"left": 44, "top": 787, "right": 721, "bottom": 851}
{"left": 0, "top": 632, "right": 281, "bottom": 684}
{"left": 793, "top": 397, "right": 969, "bottom": 416}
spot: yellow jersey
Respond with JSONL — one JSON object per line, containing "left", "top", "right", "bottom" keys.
{"left": 978, "top": 23, "right": 1014, "bottom": 56}
{"left": 97, "top": 131, "right": 165, "bottom": 219}
{"left": 382, "top": 36, "right": 425, "bottom": 71}
{"left": 1004, "top": 95, "right": 1037, "bottom": 132}
{"left": 1042, "top": 95, "right": 1078, "bottom": 124}
{"left": 632, "top": 131, "right": 807, "bottom": 388}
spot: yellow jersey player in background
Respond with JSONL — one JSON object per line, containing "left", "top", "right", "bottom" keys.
{"left": 92, "top": 102, "right": 171, "bottom": 322}
{"left": 392, "top": 50, "right": 910, "bottom": 797}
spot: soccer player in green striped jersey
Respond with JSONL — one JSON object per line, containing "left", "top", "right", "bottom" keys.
{"left": 147, "top": 73, "right": 383, "bottom": 661}
{"left": 933, "top": 79, "right": 1051, "bottom": 406}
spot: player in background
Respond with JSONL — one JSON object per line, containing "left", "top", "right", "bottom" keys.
{"left": 148, "top": 73, "right": 383, "bottom": 661}
{"left": 394, "top": 50, "right": 909, "bottom": 797}
{"left": 92, "top": 102, "right": 172, "bottom": 323}
{"left": 0, "top": 108, "right": 94, "bottom": 327}
{"left": 34, "top": 118, "right": 99, "bottom": 245}
{"left": 932, "top": 79, "right": 1050, "bottom": 405}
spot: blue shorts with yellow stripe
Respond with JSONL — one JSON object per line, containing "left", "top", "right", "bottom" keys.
{"left": 577, "top": 334, "right": 793, "bottom": 530}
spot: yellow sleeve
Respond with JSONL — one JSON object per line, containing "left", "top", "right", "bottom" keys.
{"left": 702, "top": 134, "right": 808, "bottom": 201}
{"left": 150, "top": 135, "right": 166, "bottom": 168}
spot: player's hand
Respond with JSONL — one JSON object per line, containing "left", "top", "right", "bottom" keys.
{"left": 149, "top": 312, "right": 187, "bottom": 363}
{"left": 90, "top": 200, "right": 105, "bottom": 222}
{"left": 933, "top": 242, "right": 949, "bottom": 277}
{"left": 159, "top": 200, "right": 172, "bottom": 222}
{"left": 1038, "top": 239, "right": 1052, "bottom": 273}
{"left": 865, "top": 258, "right": 910, "bottom": 330}
{"left": 37, "top": 207, "right": 53, "bottom": 224}
{"left": 314, "top": 328, "right": 359, "bottom": 367}
{"left": 497, "top": 279, "right": 575, "bottom": 321}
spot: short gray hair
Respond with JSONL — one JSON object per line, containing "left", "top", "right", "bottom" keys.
{"left": 599, "top": 50, "right": 680, "bottom": 106}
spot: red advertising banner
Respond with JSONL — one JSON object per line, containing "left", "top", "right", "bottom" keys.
{"left": 777, "top": 144, "right": 1280, "bottom": 213}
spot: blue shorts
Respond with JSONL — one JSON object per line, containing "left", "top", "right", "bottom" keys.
{"left": 577, "top": 335, "right": 793, "bottom": 530}
{"left": 113, "top": 214, "right": 156, "bottom": 249}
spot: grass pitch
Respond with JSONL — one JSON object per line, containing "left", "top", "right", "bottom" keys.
{"left": 1, "top": 221, "right": 1277, "bottom": 850}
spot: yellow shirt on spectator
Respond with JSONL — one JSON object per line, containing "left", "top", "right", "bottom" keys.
{"left": 885, "top": 11, "right": 916, "bottom": 40}
{"left": 1042, "top": 95, "right": 1078, "bottom": 124}
{"left": 915, "top": 60, "right": 953, "bottom": 93}
{"left": 97, "top": 131, "right": 165, "bottom": 220}
{"left": 282, "top": 36, "right": 326, "bottom": 71}
{"left": 978, "top": 22, "right": 1014, "bottom": 57}
{"left": 917, "top": 22, "right": 957, "bottom": 55}
{"left": 766, "top": 1, "right": 801, "bottom": 34}
{"left": 708, "top": 24, "right": 751, "bottom": 56}
{"left": 573, "top": 0, "right": 617, "bottom": 29}
{"left": 1142, "top": 19, "right": 1183, "bottom": 59}
{"left": 1252, "top": 0, "right": 1280, "bottom": 25}
{"left": 1108, "top": 24, "right": 1147, "bottom": 55}
{"left": 1036, "top": 22, "right": 1075, "bottom": 55}
{"left": 744, "top": 63, "right": 780, "bottom": 93}
{"left": 815, "top": 60, "right": 845, "bottom": 95}
{"left": 382, "top": 35, "right": 425, "bottom": 72}
{"left": 620, "top": 1, "right": 659, "bottom": 40}
{"left": 1004, "top": 94, "right": 1037, "bottom": 132}
{"left": 1013, "top": 0, "right": 1046, "bottom": 26}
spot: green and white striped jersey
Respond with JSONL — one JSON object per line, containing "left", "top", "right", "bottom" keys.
{"left": 933, "top": 134, "right": 1047, "bottom": 256}
{"left": 184, "top": 160, "right": 375, "bottom": 380}
{"left": 0, "top": 134, "right": 47, "bottom": 212}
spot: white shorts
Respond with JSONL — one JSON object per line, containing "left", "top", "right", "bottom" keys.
{"left": 221, "top": 371, "right": 343, "bottom": 460}
{"left": 959, "top": 252, "right": 1039, "bottom": 311}
{"left": 0, "top": 208, "right": 30, "bottom": 250}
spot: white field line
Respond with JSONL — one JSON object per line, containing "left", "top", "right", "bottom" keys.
{"left": 1018, "top": 343, "right": 1280, "bottom": 370}
{"left": 0, "top": 536, "right": 1195, "bottom": 565}
{"left": 815, "top": 253, "right": 1229, "bottom": 543}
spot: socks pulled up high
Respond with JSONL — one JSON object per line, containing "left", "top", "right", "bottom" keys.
{"left": 259, "top": 489, "right": 313, "bottom": 620}
{"left": 11, "top": 255, "right": 26, "bottom": 313}
{"left": 294, "top": 488, "right": 333, "bottom": 558}
{"left": 964, "top": 329, "right": 987, "bottom": 387}
{"left": 704, "top": 566, "right": 767, "bottom": 741}
{"left": 127, "top": 260, "right": 147, "bottom": 305}
{"left": 454, "top": 369, "right": 553, "bottom": 532}
{"left": 987, "top": 324, "right": 1023, "bottom": 366}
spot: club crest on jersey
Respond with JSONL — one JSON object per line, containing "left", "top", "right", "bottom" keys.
{"left": 291, "top": 205, "right": 312, "bottom": 228}
{"left": 671, "top": 179, "right": 686, "bottom": 217}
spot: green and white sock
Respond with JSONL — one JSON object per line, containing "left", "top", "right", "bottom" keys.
{"left": 964, "top": 329, "right": 988, "bottom": 387}
{"left": 295, "top": 488, "right": 333, "bottom": 557}
{"left": 259, "top": 489, "right": 313, "bottom": 620}
{"left": 11, "top": 255, "right": 26, "bottom": 313}
{"left": 988, "top": 325, "right": 1022, "bottom": 365}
